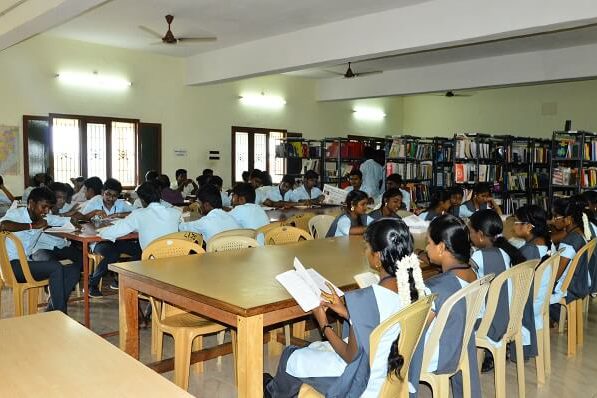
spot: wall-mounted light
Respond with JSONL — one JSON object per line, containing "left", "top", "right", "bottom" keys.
{"left": 239, "top": 92, "right": 286, "bottom": 109}
{"left": 56, "top": 71, "right": 131, "bottom": 90}
{"left": 353, "top": 106, "right": 386, "bottom": 121}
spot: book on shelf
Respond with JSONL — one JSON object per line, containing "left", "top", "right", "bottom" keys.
{"left": 387, "top": 139, "right": 434, "bottom": 160}
{"left": 581, "top": 167, "right": 597, "bottom": 188}
{"left": 552, "top": 167, "right": 578, "bottom": 186}
{"left": 435, "top": 171, "right": 454, "bottom": 187}
{"left": 507, "top": 172, "right": 528, "bottom": 191}
{"left": 276, "top": 142, "right": 322, "bottom": 158}
{"left": 555, "top": 138, "right": 580, "bottom": 159}
{"left": 532, "top": 194, "right": 549, "bottom": 211}
{"left": 533, "top": 146, "right": 549, "bottom": 163}
{"left": 418, "top": 161, "right": 433, "bottom": 180}
{"left": 584, "top": 139, "right": 597, "bottom": 162}
{"left": 510, "top": 144, "right": 529, "bottom": 164}
{"left": 455, "top": 137, "right": 490, "bottom": 159}
{"left": 275, "top": 257, "right": 344, "bottom": 312}
{"left": 435, "top": 146, "right": 453, "bottom": 163}
{"left": 386, "top": 162, "right": 417, "bottom": 180}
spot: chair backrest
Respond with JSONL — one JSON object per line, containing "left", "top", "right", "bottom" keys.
{"left": 142, "top": 238, "right": 204, "bottom": 260}
{"left": 256, "top": 221, "right": 284, "bottom": 236}
{"left": 285, "top": 212, "right": 316, "bottom": 232}
{"left": 308, "top": 215, "right": 335, "bottom": 239}
{"left": 264, "top": 225, "right": 313, "bottom": 245}
{"left": 206, "top": 235, "right": 260, "bottom": 252}
{"left": 160, "top": 231, "right": 204, "bottom": 247}
{"left": 422, "top": 274, "right": 493, "bottom": 372}
{"left": 371, "top": 294, "right": 436, "bottom": 397}
{"left": 209, "top": 228, "right": 258, "bottom": 241}
{"left": 0, "top": 231, "right": 34, "bottom": 287}
{"left": 559, "top": 238, "right": 597, "bottom": 293}
{"left": 533, "top": 252, "right": 561, "bottom": 327}
{"left": 477, "top": 259, "right": 538, "bottom": 342}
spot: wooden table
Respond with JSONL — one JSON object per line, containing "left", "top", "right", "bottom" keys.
{"left": 50, "top": 230, "right": 138, "bottom": 328}
{"left": 111, "top": 237, "right": 372, "bottom": 397}
{"left": 265, "top": 205, "right": 343, "bottom": 222}
{"left": 0, "top": 312, "right": 191, "bottom": 397}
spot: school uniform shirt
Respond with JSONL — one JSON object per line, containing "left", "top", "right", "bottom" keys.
{"left": 58, "top": 202, "right": 76, "bottom": 214}
{"left": 221, "top": 191, "right": 231, "bottom": 207}
{"left": 360, "top": 159, "right": 384, "bottom": 198}
{"left": 21, "top": 186, "right": 34, "bottom": 204}
{"left": 289, "top": 185, "right": 323, "bottom": 202}
{"left": 520, "top": 242, "right": 549, "bottom": 352}
{"left": 255, "top": 186, "right": 273, "bottom": 206}
{"left": 172, "top": 182, "right": 194, "bottom": 198}
{"left": 326, "top": 214, "right": 373, "bottom": 237}
{"left": 418, "top": 209, "right": 441, "bottom": 221}
{"left": 99, "top": 202, "right": 181, "bottom": 250}
{"left": 264, "top": 186, "right": 291, "bottom": 203}
{"left": 344, "top": 185, "right": 374, "bottom": 196}
{"left": 81, "top": 195, "right": 134, "bottom": 216}
{"left": 457, "top": 200, "right": 489, "bottom": 218}
{"left": 399, "top": 188, "right": 411, "bottom": 211}
{"left": 179, "top": 208, "right": 241, "bottom": 242}
{"left": 132, "top": 198, "right": 175, "bottom": 209}
{"left": 0, "top": 207, "right": 69, "bottom": 260}
{"left": 229, "top": 203, "right": 269, "bottom": 245}
{"left": 161, "top": 187, "right": 184, "bottom": 205}
{"left": 71, "top": 186, "right": 87, "bottom": 203}
{"left": 367, "top": 208, "right": 400, "bottom": 221}
{"left": 552, "top": 231, "right": 589, "bottom": 304}
{"left": 0, "top": 190, "right": 11, "bottom": 205}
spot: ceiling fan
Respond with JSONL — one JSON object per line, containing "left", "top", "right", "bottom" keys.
{"left": 325, "top": 62, "right": 382, "bottom": 78}
{"left": 429, "top": 90, "right": 474, "bottom": 97}
{"left": 139, "top": 15, "right": 217, "bottom": 45}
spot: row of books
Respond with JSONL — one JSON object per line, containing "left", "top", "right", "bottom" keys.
{"left": 581, "top": 168, "right": 597, "bottom": 188}
{"left": 507, "top": 172, "right": 528, "bottom": 191}
{"left": 387, "top": 140, "right": 433, "bottom": 160}
{"left": 276, "top": 142, "right": 322, "bottom": 159}
{"left": 555, "top": 138, "right": 580, "bottom": 159}
{"left": 386, "top": 161, "right": 433, "bottom": 181}
{"left": 404, "top": 183, "right": 431, "bottom": 204}
{"left": 454, "top": 163, "right": 502, "bottom": 184}
{"left": 434, "top": 171, "right": 454, "bottom": 188}
{"left": 584, "top": 139, "right": 597, "bottom": 161}
{"left": 455, "top": 137, "right": 491, "bottom": 159}
{"left": 435, "top": 146, "right": 453, "bottom": 163}
{"left": 552, "top": 167, "right": 577, "bottom": 186}
{"left": 286, "top": 158, "right": 321, "bottom": 175}
{"left": 507, "top": 143, "right": 550, "bottom": 164}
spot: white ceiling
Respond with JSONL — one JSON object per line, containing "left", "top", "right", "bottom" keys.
{"left": 47, "top": 0, "right": 430, "bottom": 57}
{"left": 287, "top": 24, "right": 597, "bottom": 79}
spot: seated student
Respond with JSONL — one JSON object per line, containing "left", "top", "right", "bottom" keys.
{"left": 241, "top": 171, "right": 250, "bottom": 183}
{"left": 154, "top": 174, "right": 183, "bottom": 205}
{"left": 457, "top": 182, "right": 502, "bottom": 218}
{"left": 262, "top": 174, "right": 294, "bottom": 208}
{"left": 376, "top": 174, "right": 411, "bottom": 211}
{"left": 344, "top": 169, "right": 365, "bottom": 193}
{"left": 549, "top": 197, "right": 593, "bottom": 323}
{"left": 209, "top": 175, "right": 231, "bottom": 208}
{"left": 202, "top": 168, "right": 214, "bottom": 179}
{"left": 70, "top": 176, "right": 87, "bottom": 203}
{"left": 80, "top": 178, "right": 134, "bottom": 221}
{"left": 409, "top": 214, "right": 481, "bottom": 398}
{"left": 264, "top": 218, "right": 427, "bottom": 397}
{"left": 174, "top": 168, "right": 198, "bottom": 198}
{"left": 289, "top": 170, "right": 324, "bottom": 203}
{"left": 447, "top": 186, "right": 464, "bottom": 217}
{"left": 580, "top": 190, "right": 597, "bottom": 235}
{"left": 79, "top": 176, "right": 103, "bottom": 207}
{"left": 468, "top": 209, "right": 527, "bottom": 371}
{"left": 229, "top": 182, "right": 270, "bottom": 232}
{"left": 368, "top": 188, "right": 404, "bottom": 220}
{"left": 179, "top": 185, "right": 240, "bottom": 241}
{"left": 513, "top": 204, "right": 551, "bottom": 358}
{"left": 0, "top": 187, "right": 81, "bottom": 313}
{"left": 419, "top": 190, "right": 452, "bottom": 221}
{"left": 249, "top": 170, "right": 272, "bottom": 206}
{"left": 196, "top": 174, "right": 211, "bottom": 189}
{"left": 22, "top": 173, "right": 50, "bottom": 203}
{"left": 100, "top": 182, "right": 181, "bottom": 251}
{"left": 62, "top": 183, "right": 77, "bottom": 214}
{"left": 326, "top": 190, "right": 373, "bottom": 237}
{"left": 48, "top": 182, "right": 79, "bottom": 216}
{"left": 0, "top": 175, "right": 15, "bottom": 205}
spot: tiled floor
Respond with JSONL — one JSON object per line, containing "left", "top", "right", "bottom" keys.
{"left": 2, "top": 286, "right": 597, "bottom": 397}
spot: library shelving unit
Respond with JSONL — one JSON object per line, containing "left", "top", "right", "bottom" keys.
{"left": 323, "top": 136, "right": 385, "bottom": 188}
{"left": 530, "top": 138, "right": 551, "bottom": 210}
{"left": 503, "top": 136, "right": 531, "bottom": 214}
{"left": 432, "top": 136, "right": 454, "bottom": 189}
{"left": 274, "top": 137, "right": 323, "bottom": 184}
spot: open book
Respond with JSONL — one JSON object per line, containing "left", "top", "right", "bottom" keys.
{"left": 276, "top": 257, "right": 344, "bottom": 312}
{"left": 354, "top": 272, "right": 380, "bottom": 289}
{"left": 45, "top": 222, "right": 76, "bottom": 233}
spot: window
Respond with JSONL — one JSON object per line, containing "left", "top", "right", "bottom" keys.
{"left": 231, "top": 126, "right": 291, "bottom": 184}
{"left": 49, "top": 114, "right": 139, "bottom": 187}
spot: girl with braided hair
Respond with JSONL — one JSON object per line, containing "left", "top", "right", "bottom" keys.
{"left": 264, "top": 218, "right": 426, "bottom": 397}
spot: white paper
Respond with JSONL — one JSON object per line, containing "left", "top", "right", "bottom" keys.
{"left": 45, "top": 222, "right": 76, "bottom": 233}
{"left": 354, "top": 272, "right": 380, "bottom": 289}
{"left": 322, "top": 184, "right": 348, "bottom": 205}
{"left": 402, "top": 215, "right": 429, "bottom": 229}
{"left": 261, "top": 206, "right": 275, "bottom": 211}
{"left": 9, "top": 200, "right": 18, "bottom": 210}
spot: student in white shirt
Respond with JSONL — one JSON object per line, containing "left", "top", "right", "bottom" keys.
{"left": 344, "top": 169, "right": 366, "bottom": 194}
{"left": 263, "top": 174, "right": 294, "bottom": 208}
{"left": 100, "top": 182, "right": 181, "bottom": 250}
{"left": 48, "top": 182, "right": 79, "bottom": 216}
{"left": 70, "top": 176, "right": 87, "bottom": 203}
{"left": 376, "top": 174, "right": 411, "bottom": 211}
{"left": 210, "top": 175, "right": 232, "bottom": 208}
{"left": 0, "top": 187, "right": 81, "bottom": 313}
{"left": 179, "top": 185, "right": 240, "bottom": 242}
{"left": 22, "top": 173, "right": 50, "bottom": 204}
{"left": 359, "top": 148, "right": 384, "bottom": 198}
{"left": 289, "top": 170, "right": 324, "bottom": 203}
{"left": 249, "top": 169, "right": 271, "bottom": 206}
{"left": 229, "top": 182, "right": 270, "bottom": 231}
{"left": 0, "top": 175, "right": 15, "bottom": 205}
{"left": 80, "top": 178, "right": 134, "bottom": 221}
{"left": 174, "top": 168, "right": 198, "bottom": 198}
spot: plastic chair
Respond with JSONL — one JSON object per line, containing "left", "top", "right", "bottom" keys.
{"left": 308, "top": 215, "right": 335, "bottom": 239}
{"left": 533, "top": 252, "right": 561, "bottom": 385}
{"left": 206, "top": 236, "right": 260, "bottom": 253}
{"left": 285, "top": 212, "right": 316, "bottom": 232}
{"left": 142, "top": 238, "right": 228, "bottom": 390}
{"left": 556, "top": 238, "right": 596, "bottom": 356}
{"left": 0, "top": 231, "right": 49, "bottom": 316}
{"left": 264, "top": 225, "right": 313, "bottom": 245}
{"left": 208, "top": 228, "right": 258, "bottom": 241}
{"left": 420, "top": 274, "right": 494, "bottom": 398}
{"left": 476, "top": 260, "right": 538, "bottom": 398}
{"left": 256, "top": 221, "right": 285, "bottom": 236}
{"left": 299, "top": 294, "right": 437, "bottom": 398}
{"left": 159, "top": 231, "right": 204, "bottom": 247}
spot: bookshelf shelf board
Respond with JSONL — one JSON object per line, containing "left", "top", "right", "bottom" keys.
{"left": 553, "top": 158, "right": 581, "bottom": 162}
{"left": 552, "top": 185, "right": 579, "bottom": 190}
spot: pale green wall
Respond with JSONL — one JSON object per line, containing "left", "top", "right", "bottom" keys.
{"left": 0, "top": 35, "right": 403, "bottom": 192}
{"left": 402, "top": 80, "right": 597, "bottom": 138}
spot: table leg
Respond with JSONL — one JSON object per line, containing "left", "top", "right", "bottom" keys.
{"left": 82, "top": 241, "right": 90, "bottom": 328}
{"left": 236, "top": 314, "right": 263, "bottom": 398}
{"left": 119, "top": 276, "right": 139, "bottom": 359}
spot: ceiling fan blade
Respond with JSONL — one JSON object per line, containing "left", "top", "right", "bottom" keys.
{"left": 323, "top": 70, "right": 345, "bottom": 76}
{"left": 177, "top": 37, "right": 217, "bottom": 43}
{"left": 353, "top": 70, "right": 382, "bottom": 77}
{"left": 139, "top": 25, "right": 163, "bottom": 39}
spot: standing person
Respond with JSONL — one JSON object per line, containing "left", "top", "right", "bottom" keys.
{"left": 456, "top": 182, "right": 502, "bottom": 218}
{"left": 289, "top": 170, "right": 324, "bottom": 203}
{"left": 326, "top": 190, "right": 373, "bottom": 237}
{"left": 264, "top": 218, "right": 427, "bottom": 397}
{"left": 174, "top": 168, "right": 198, "bottom": 197}
{"left": 419, "top": 191, "right": 452, "bottom": 221}
{"left": 360, "top": 147, "right": 384, "bottom": 198}
{"left": 409, "top": 214, "right": 481, "bottom": 398}
{"left": 368, "top": 188, "right": 403, "bottom": 220}
{"left": 0, "top": 187, "right": 81, "bottom": 313}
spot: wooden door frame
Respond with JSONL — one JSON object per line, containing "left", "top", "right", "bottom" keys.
{"left": 22, "top": 115, "right": 50, "bottom": 188}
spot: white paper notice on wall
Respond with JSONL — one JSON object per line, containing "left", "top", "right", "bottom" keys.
{"left": 174, "top": 149, "right": 188, "bottom": 157}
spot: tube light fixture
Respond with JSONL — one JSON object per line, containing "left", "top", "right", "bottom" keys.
{"left": 353, "top": 106, "right": 386, "bottom": 121}
{"left": 56, "top": 71, "right": 132, "bottom": 90}
{"left": 239, "top": 92, "right": 286, "bottom": 109}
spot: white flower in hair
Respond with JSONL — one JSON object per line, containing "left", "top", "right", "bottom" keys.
{"left": 395, "top": 253, "right": 427, "bottom": 307}
{"left": 582, "top": 213, "right": 592, "bottom": 241}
